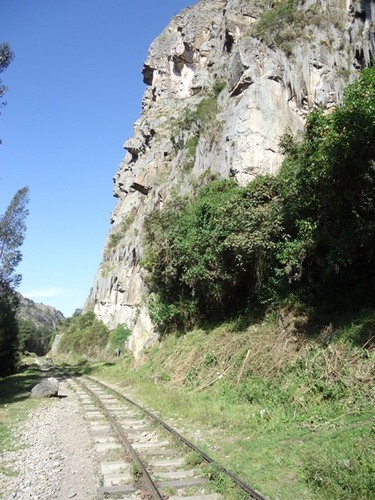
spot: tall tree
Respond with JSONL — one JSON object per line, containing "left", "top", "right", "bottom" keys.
{"left": 0, "top": 187, "right": 29, "bottom": 376}
{"left": 0, "top": 42, "right": 14, "bottom": 144}
{"left": 0, "top": 187, "right": 29, "bottom": 288}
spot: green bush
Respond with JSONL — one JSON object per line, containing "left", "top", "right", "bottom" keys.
{"left": 57, "top": 311, "right": 109, "bottom": 357}
{"left": 109, "top": 324, "right": 131, "bottom": 350}
{"left": 0, "top": 290, "right": 20, "bottom": 376}
{"left": 251, "top": 0, "right": 298, "bottom": 48}
{"left": 144, "top": 176, "right": 281, "bottom": 331}
{"left": 276, "top": 65, "right": 375, "bottom": 308}
{"left": 171, "top": 89, "right": 221, "bottom": 159}
{"left": 18, "top": 319, "right": 53, "bottom": 356}
{"left": 108, "top": 232, "right": 122, "bottom": 249}
{"left": 251, "top": 0, "right": 334, "bottom": 55}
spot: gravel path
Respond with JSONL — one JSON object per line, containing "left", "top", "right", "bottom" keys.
{"left": 0, "top": 380, "right": 99, "bottom": 500}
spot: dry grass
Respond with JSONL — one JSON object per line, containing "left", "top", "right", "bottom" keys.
{"left": 148, "top": 310, "right": 304, "bottom": 387}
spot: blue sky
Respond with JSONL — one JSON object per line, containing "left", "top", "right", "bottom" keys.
{"left": 1, "top": 0, "right": 194, "bottom": 317}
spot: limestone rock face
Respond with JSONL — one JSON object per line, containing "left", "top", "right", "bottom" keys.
{"left": 85, "top": 0, "right": 375, "bottom": 359}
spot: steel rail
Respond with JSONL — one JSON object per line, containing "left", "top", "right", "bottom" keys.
{"left": 74, "top": 377, "right": 164, "bottom": 500}
{"left": 86, "top": 375, "right": 266, "bottom": 500}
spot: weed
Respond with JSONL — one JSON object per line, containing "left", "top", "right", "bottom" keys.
{"left": 130, "top": 460, "right": 142, "bottom": 482}
{"left": 213, "top": 80, "right": 226, "bottom": 96}
{"left": 204, "top": 463, "right": 244, "bottom": 498}
{"left": 186, "top": 367, "right": 199, "bottom": 386}
{"left": 184, "top": 451, "right": 203, "bottom": 468}
{"left": 304, "top": 432, "right": 375, "bottom": 498}
{"left": 100, "top": 261, "right": 115, "bottom": 279}
{"left": 203, "top": 352, "right": 217, "bottom": 367}
{"left": 186, "top": 135, "right": 199, "bottom": 159}
{"left": 161, "top": 486, "right": 176, "bottom": 496}
{"left": 108, "top": 232, "right": 122, "bottom": 249}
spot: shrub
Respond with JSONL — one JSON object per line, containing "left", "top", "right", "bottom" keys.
{"left": 57, "top": 311, "right": 109, "bottom": 357}
{"left": 171, "top": 86, "right": 222, "bottom": 161}
{"left": 109, "top": 324, "right": 131, "bottom": 350}
{"left": 251, "top": 0, "right": 331, "bottom": 55}
{"left": 276, "top": 65, "right": 375, "bottom": 308}
{"left": 108, "top": 232, "right": 122, "bottom": 249}
{"left": 0, "top": 290, "right": 20, "bottom": 376}
{"left": 251, "top": 0, "right": 299, "bottom": 48}
{"left": 144, "top": 177, "right": 282, "bottom": 331}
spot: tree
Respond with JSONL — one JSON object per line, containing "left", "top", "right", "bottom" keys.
{"left": 0, "top": 187, "right": 29, "bottom": 288}
{"left": 18, "top": 319, "right": 54, "bottom": 356}
{"left": 0, "top": 290, "right": 20, "bottom": 375}
{"left": 144, "top": 65, "right": 375, "bottom": 333}
{"left": 0, "top": 187, "right": 29, "bottom": 376}
{"left": 277, "top": 65, "right": 375, "bottom": 307}
{"left": 0, "top": 42, "right": 14, "bottom": 144}
{"left": 143, "top": 178, "right": 282, "bottom": 332}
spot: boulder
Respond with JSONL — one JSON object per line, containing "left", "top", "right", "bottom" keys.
{"left": 31, "top": 377, "right": 59, "bottom": 398}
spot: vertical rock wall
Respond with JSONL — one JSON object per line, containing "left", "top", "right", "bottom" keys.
{"left": 85, "top": 0, "right": 375, "bottom": 358}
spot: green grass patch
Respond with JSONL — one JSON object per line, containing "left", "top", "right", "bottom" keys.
{"left": 84, "top": 314, "right": 374, "bottom": 499}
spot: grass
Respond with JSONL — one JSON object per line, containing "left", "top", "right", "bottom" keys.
{"left": 5, "top": 308, "right": 373, "bottom": 498}
{"left": 82, "top": 312, "right": 374, "bottom": 499}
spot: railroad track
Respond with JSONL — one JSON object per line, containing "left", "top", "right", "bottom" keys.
{"left": 66, "top": 375, "right": 266, "bottom": 500}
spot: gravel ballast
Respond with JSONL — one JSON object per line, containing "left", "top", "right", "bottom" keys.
{"left": 0, "top": 380, "right": 99, "bottom": 499}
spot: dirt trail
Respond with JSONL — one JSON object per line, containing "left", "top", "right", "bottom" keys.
{"left": 0, "top": 380, "right": 99, "bottom": 499}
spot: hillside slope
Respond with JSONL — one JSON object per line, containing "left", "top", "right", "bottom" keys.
{"left": 17, "top": 294, "right": 64, "bottom": 331}
{"left": 17, "top": 294, "right": 64, "bottom": 355}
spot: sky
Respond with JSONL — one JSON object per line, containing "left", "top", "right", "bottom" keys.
{"left": 0, "top": 0, "right": 194, "bottom": 317}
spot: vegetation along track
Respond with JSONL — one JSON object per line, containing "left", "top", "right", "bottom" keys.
{"left": 67, "top": 375, "right": 265, "bottom": 499}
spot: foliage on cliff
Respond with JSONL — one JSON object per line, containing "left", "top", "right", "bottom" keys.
{"left": 56, "top": 311, "right": 130, "bottom": 358}
{"left": 277, "top": 64, "right": 375, "bottom": 306}
{"left": 57, "top": 312, "right": 109, "bottom": 357}
{"left": 143, "top": 65, "right": 375, "bottom": 334}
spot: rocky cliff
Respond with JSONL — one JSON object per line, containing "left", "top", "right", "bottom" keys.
{"left": 85, "top": 0, "right": 375, "bottom": 358}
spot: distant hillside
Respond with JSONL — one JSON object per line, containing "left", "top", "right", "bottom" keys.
{"left": 17, "top": 294, "right": 65, "bottom": 330}
{"left": 16, "top": 294, "right": 65, "bottom": 355}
